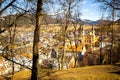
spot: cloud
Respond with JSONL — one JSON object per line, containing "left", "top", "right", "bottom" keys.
{"left": 82, "top": 9, "right": 88, "bottom": 13}
{"left": 90, "top": 13, "right": 94, "bottom": 16}
{"left": 81, "top": 1, "right": 87, "bottom": 4}
{"left": 89, "top": 3, "right": 98, "bottom": 7}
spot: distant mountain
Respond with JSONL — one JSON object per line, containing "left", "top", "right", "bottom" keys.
{"left": 0, "top": 14, "right": 113, "bottom": 27}
{"left": 0, "top": 14, "right": 36, "bottom": 27}
{"left": 71, "top": 18, "right": 100, "bottom": 25}
{"left": 82, "top": 19, "right": 97, "bottom": 25}
{"left": 81, "top": 19, "right": 112, "bottom": 25}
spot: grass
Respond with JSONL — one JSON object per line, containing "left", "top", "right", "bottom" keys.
{"left": 42, "top": 65, "right": 120, "bottom": 80}
{"left": 0, "top": 65, "right": 120, "bottom": 80}
{"left": 13, "top": 69, "right": 31, "bottom": 80}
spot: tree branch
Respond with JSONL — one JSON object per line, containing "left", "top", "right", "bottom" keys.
{"left": 0, "top": 0, "right": 16, "bottom": 15}
{"left": 3, "top": 56, "right": 32, "bottom": 70}
{"left": 97, "top": 0, "right": 120, "bottom": 10}
{"left": 11, "top": 4, "right": 29, "bottom": 12}
{"left": 0, "top": 11, "right": 28, "bottom": 34}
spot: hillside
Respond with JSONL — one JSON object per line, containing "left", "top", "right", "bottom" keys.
{"left": 42, "top": 65, "right": 120, "bottom": 80}
{"left": 1, "top": 14, "right": 116, "bottom": 27}
{"left": 1, "top": 65, "right": 120, "bottom": 80}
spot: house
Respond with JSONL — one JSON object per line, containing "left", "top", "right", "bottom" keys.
{"left": 79, "top": 25, "right": 99, "bottom": 49}
{"left": 68, "top": 56, "right": 75, "bottom": 68}
{"left": 65, "top": 45, "right": 86, "bottom": 67}
{"left": 56, "top": 43, "right": 86, "bottom": 69}
{"left": 65, "top": 45, "right": 83, "bottom": 52}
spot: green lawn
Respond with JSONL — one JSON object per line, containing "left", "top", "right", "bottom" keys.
{"left": 0, "top": 65, "right": 120, "bottom": 80}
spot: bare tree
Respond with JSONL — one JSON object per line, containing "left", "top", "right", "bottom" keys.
{"left": 96, "top": 0, "right": 118, "bottom": 64}
{"left": 96, "top": 0, "right": 120, "bottom": 10}
{"left": 55, "top": 0, "right": 82, "bottom": 70}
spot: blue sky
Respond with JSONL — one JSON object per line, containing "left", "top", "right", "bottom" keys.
{"left": 81, "top": 0, "right": 102, "bottom": 21}
{"left": 47, "top": 0, "right": 102, "bottom": 21}
{"left": 1, "top": 0, "right": 103, "bottom": 21}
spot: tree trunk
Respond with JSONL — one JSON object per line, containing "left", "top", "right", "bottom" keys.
{"left": 100, "top": 25, "right": 103, "bottom": 64}
{"left": 31, "top": 0, "right": 43, "bottom": 80}
{"left": 110, "top": 8, "right": 114, "bottom": 64}
{"left": 61, "top": 0, "right": 72, "bottom": 70}
{"left": 61, "top": 31, "right": 66, "bottom": 70}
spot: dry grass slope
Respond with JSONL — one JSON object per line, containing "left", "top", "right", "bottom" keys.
{"left": 43, "top": 65, "right": 120, "bottom": 80}
{"left": 0, "top": 65, "right": 119, "bottom": 80}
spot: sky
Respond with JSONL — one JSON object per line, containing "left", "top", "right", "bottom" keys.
{"left": 47, "top": 0, "right": 102, "bottom": 21}
{"left": 1, "top": 0, "right": 103, "bottom": 21}
{"left": 80, "top": 0, "right": 102, "bottom": 21}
